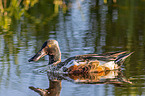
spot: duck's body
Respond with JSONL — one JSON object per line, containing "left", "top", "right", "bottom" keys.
{"left": 28, "top": 40, "right": 133, "bottom": 74}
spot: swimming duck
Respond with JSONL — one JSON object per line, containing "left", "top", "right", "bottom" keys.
{"left": 28, "top": 40, "right": 133, "bottom": 74}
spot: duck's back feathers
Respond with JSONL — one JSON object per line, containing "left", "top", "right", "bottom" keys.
{"left": 63, "top": 51, "right": 129, "bottom": 64}
{"left": 115, "top": 52, "right": 134, "bottom": 64}
{"left": 53, "top": 51, "right": 133, "bottom": 74}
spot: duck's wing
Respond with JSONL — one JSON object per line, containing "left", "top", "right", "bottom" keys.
{"left": 74, "top": 51, "right": 129, "bottom": 61}
{"left": 63, "top": 51, "right": 130, "bottom": 65}
{"left": 55, "top": 51, "right": 133, "bottom": 73}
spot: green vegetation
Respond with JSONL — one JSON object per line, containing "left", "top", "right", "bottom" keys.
{"left": 0, "top": 0, "right": 38, "bottom": 31}
{"left": 0, "top": 0, "right": 118, "bottom": 32}
{"left": 0, "top": 0, "right": 68, "bottom": 32}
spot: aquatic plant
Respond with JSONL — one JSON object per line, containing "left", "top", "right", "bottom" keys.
{"left": 0, "top": 0, "right": 39, "bottom": 31}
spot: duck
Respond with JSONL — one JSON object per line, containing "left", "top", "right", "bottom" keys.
{"left": 28, "top": 40, "right": 133, "bottom": 74}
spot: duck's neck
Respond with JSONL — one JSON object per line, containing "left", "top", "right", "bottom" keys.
{"left": 49, "top": 55, "right": 61, "bottom": 65}
{"left": 48, "top": 80, "right": 62, "bottom": 95}
{"left": 48, "top": 48, "right": 61, "bottom": 65}
{"left": 49, "top": 80, "right": 61, "bottom": 90}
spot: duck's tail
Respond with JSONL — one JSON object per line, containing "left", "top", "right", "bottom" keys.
{"left": 114, "top": 52, "right": 134, "bottom": 66}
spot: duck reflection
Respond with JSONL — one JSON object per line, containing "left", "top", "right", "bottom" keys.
{"left": 29, "top": 80, "right": 61, "bottom": 96}
{"left": 29, "top": 70, "right": 132, "bottom": 96}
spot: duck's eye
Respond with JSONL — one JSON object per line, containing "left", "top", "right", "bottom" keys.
{"left": 48, "top": 44, "right": 51, "bottom": 48}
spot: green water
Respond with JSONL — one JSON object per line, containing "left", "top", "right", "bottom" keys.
{"left": 0, "top": 0, "right": 145, "bottom": 96}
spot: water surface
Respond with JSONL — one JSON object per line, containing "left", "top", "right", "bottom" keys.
{"left": 0, "top": 0, "right": 145, "bottom": 96}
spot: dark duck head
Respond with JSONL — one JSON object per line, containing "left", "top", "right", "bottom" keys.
{"left": 28, "top": 40, "right": 61, "bottom": 65}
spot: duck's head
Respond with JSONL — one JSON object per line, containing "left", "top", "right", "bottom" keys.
{"left": 28, "top": 40, "right": 61, "bottom": 64}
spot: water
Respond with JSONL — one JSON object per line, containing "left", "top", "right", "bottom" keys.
{"left": 0, "top": 0, "right": 145, "bottom": 96}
